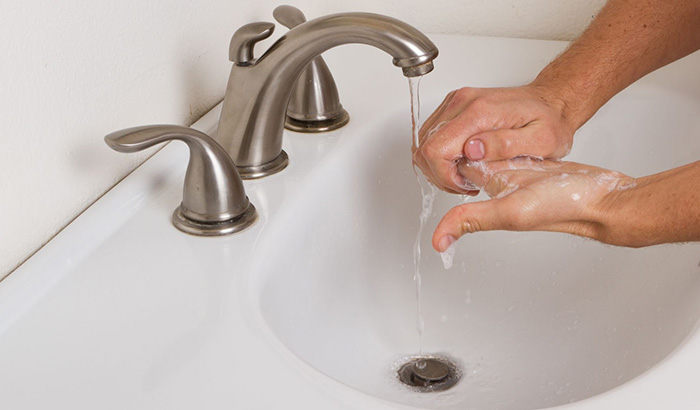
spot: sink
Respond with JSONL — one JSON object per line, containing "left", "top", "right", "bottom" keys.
{"left": 253, "top": 76, "right": 700, "bottom": 409}
{"left": 2, "top": 34, "right": 700, "bottom": 410}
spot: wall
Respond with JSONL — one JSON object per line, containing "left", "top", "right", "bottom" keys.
{"left": 0, "top": 0, "right": 605, "bottom": 279}
{"left": 319, "top": 0, "right": 606, "bottom": 41}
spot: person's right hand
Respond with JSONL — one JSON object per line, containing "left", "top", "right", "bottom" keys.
{"left": 432, "top": 157, "right": 637, "bottom": 252}
{"left": 412, "top": 85, "right": 576, "bottom": 194}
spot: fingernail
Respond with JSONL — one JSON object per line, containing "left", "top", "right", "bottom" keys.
{"left": 467, "top": 139, "right": 485, "bottom": 160}
{"left": 437, "top": 235, "right": 456, "bottom": 253}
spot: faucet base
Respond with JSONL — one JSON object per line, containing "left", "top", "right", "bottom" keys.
{"left": 237, "top": 150, "right": 289, "bottom": 179}
{"left": 172, "top": 203, "right": 258, "bottom": 236}
{"left": 284, "top": 109, "right": 350, "bottom": 133}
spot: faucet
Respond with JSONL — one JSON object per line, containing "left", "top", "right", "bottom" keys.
{"left": 105, "top": 125, "right": 257, "bottom": 236}
{"left": 273, "top": 5, "right": 351, "bottom": 134}
{"left": 216, "top": 9, "right": 439, "bottom": 178}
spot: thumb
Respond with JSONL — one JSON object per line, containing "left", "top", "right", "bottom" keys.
{"left": 464, "top": 127, "right": 556, "bottom": 161}
{"left": 432, "top": 199, "right": 514, "bottom": 252}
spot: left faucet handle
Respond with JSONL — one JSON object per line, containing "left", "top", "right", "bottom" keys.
{"left": 229, "top": 21, "right": 275, "bottom": 65}
{"left": 105, "top": 125, "right": 257, "bottom": 236}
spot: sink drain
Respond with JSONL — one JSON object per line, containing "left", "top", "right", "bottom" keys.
{"left": 397, "top": 355, "right": 461, "bottom": 392}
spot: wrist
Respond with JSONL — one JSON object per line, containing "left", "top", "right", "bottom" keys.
{"left": 528, "top": 75, "right": 590, "bottom": 133}
{"left": 592, "top": 175, "right": 655, "bottom": 247}
{"left": 593, "top": 161, "right": 700, "bottom": 247}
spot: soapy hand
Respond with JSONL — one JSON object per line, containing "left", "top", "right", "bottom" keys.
{"left": 412, "top": 86, "right": 575, "bottom": 194}
{"left": 432, "top": 157, "right": 636, "bottom": 252}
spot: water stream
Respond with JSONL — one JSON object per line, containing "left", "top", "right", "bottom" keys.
{"left": 409, "top": 76, "right": 437, "bottom": 354}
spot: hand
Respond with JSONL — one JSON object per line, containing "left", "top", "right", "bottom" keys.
{"left": 412, "top": 86, "right": 575, "bottom": 194}
{"left": 432, "top": 157, "right": 636, "bottom": 252}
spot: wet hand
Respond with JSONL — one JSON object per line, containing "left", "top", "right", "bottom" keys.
{"left": 432, "top": 158, "right": 635, "bottom": 252}
{"left": 412, "top": 86, "right": 575, "bottom": 194}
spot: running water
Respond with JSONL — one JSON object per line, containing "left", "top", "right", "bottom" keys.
{"left": 409, "top": 76, "right": 437, "bottom": 354}
{"left": 409, "top": 76, "right": 422, "bottom": 149}
{"left": 413, "top": 172, "right": 436, "bottom": 354}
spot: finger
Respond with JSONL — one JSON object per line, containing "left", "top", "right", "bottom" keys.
{"left": 413, "top": 151, "right": 454, "bottom": 193}
{"left": 458, "top": 157, "right": 561, "bottom": 177}
{"left": 458, "top": 158, "right": 571, "bottom": 198}
{"left": 412, "top": 156, "right": 468, "bottom": 195}
{"left": 432, "top": 199, "right": 514, "bottom": 252}
{"left": 418, "top": 90, "right": 457, "bottom": 144}
{"left": 413, "top": 92, "right": 460, "bottom": 192}
{"left": 417, "top": 121, "right": 479, "bottom": 192}
{"left": 419, "top": 87, "right": 488, "bottom": 148}
{"left": 456, "top": 160, "right": 490, "bottom": 189}
{"left": 464, "top": 126, "right": 566, "bottom": 161}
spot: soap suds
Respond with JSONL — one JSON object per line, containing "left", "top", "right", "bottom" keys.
{"left": 440, "top": 242, "right": 456, "bottom": 269}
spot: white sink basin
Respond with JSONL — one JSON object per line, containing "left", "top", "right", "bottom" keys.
{"left": 2, "top": 34, "right": 700, "bottom": 410}
{"left": 253, "top": 94, "right": 700, "bottom": 409}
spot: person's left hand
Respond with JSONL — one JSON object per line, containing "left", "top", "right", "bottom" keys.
{"left": 433, "top": 157, "right": 636, "bottom": 252}
{"left": 412, "top": 86, "right": 575, "bottom": 195}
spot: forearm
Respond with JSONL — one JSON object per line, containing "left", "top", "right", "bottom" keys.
{"left": 596, "top": 161, "right": 700, "bottom": 247}
{"left": 532, "top": 0, "right": 700, "bottom": 130}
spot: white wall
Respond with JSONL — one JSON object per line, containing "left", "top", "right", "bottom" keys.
{"left": 319, "top": 0, "right": 606, "bottom": 41}
{"left": 0, "top": 0, "right": 605, "bottom": 279}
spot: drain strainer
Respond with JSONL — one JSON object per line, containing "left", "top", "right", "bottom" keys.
{"left": 397, "top": 355, "right": 461, "bottom": 392}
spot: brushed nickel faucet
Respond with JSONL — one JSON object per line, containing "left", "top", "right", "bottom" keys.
{"left": 273, "top": 5, "right": 350, "bottom": 134}
{"left": 216, "top": 7, "right": 439, "bottom": 179}
{"left": 105, "top": 125, "right": 257, "bottom": 236}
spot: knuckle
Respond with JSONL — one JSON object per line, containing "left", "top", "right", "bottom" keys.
{"left": 459, "top": 217, "right": 478, "bottom": 235}
{"left": 468, "top": 96, "right": 491, "bottom": 113}
{"left": 453, "top": 206, "right": 479, "bottom": 234}
{"left": 455, "top": 86, "right": 475, "bottom": 98}
{"left": 450, "top": 87, "right": 478, "bottom": 107}
{"left": 417, "top": 141, "right": 438, "bottom": 163}
{"left": 537, "top": 129, "right": 572, "bottom": 158}
{"left": 416, "top": 138, "right": 431, "bottom": 154}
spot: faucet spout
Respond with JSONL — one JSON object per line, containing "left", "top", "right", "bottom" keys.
{"left": 216, "top": 12, "right": 439, "bottom": 178}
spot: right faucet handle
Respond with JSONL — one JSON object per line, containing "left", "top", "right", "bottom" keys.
{"left": 273, "top": 5, "right": 350, "bottom": 133}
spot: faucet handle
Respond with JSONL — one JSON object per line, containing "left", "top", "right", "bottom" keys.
{"left": 229, "top": 21, "right": 275, "bottom": 65}
{"left": 105, "top": 125, "right": 257, "bottom": 236}
{"left": 272, "top": 5, "right": 350, "bottom": 133}
{"left": 272, "top": 5, "right": 307, "bottom": 28}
